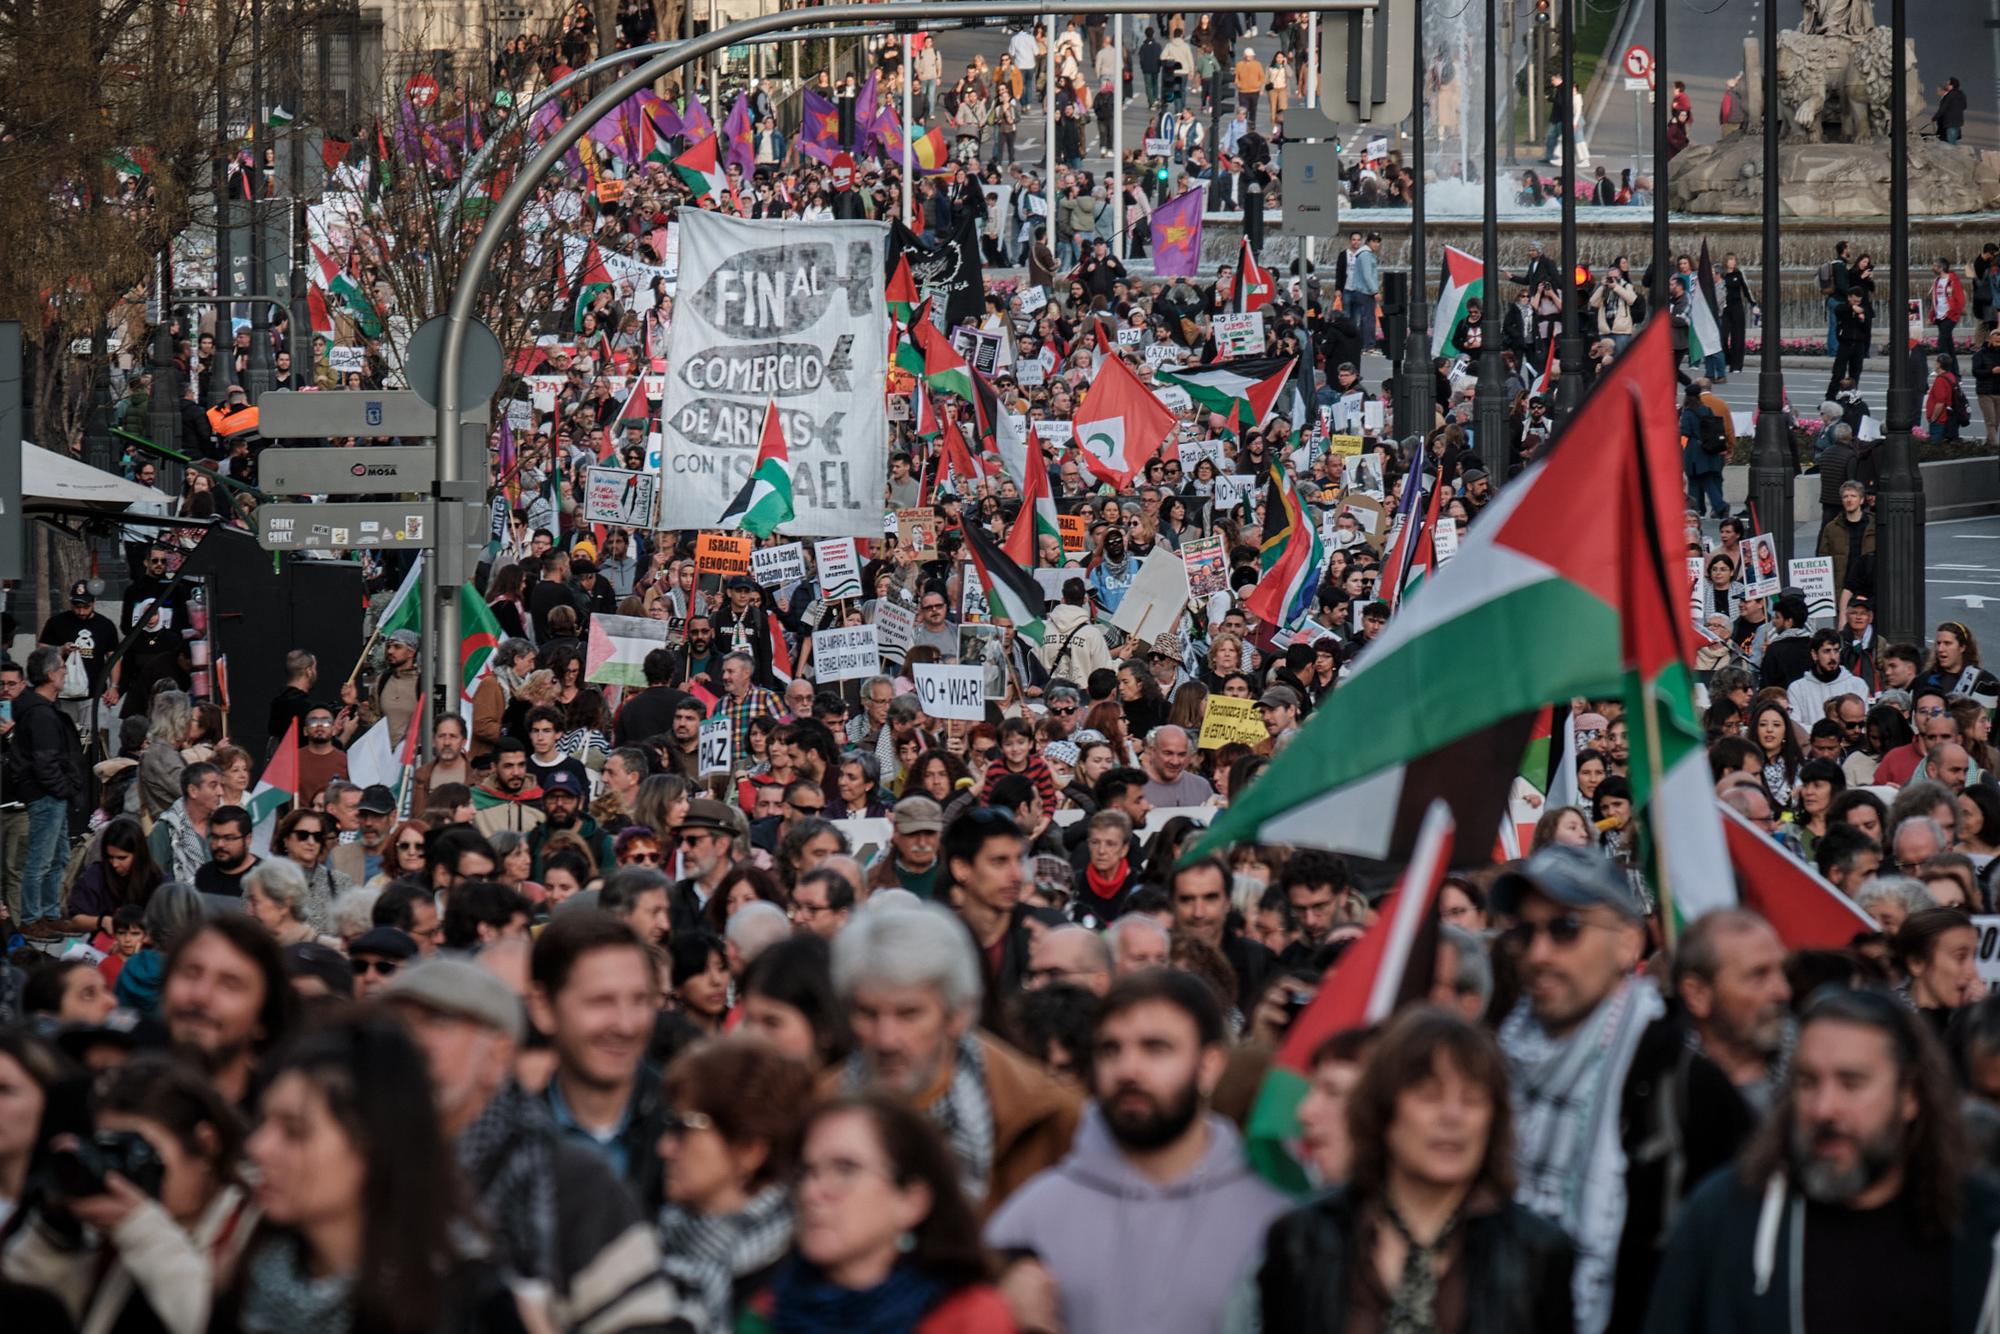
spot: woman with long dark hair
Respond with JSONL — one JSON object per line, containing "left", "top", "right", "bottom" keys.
{"left": 1750, "top": 699, "right": 1805, "bottom": 805}
{"left": 66, "top": 815, "right": 163, "bottom": 940}
{"left": 219, "top": 1015, "right": 526, "bottom": 1333}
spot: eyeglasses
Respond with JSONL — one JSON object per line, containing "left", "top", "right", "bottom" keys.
{"left": 623, "top": 850, "right": 662, "bottom": 864}
{"left": 796, "top": 1155, "right": 892, "bottom": 1192}
{"left": 789, "top": 802, "right": 825, "bottom": 816}
{"left": 791, "top": 900, "right": 834, "bottom": 919}
{"left": 289, "top": 828, "right": 330, "bottom": 843}
{"left": 1916, "top": 705, "right": 1948, "bottom": 719}
{"left": 1498, "top": 915, "right": 1600, "bottom": 952}
{"left": 661, "top": 1109, "right": 717, "bottom": 1138}
{"left": 351, "top": 958, "right": 401, "bottom": 977}
{"left": 396, "top": 838, "right": 426, "bottom": 851}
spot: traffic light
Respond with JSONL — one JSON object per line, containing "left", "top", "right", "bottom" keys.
{"left": 1155, "top": 162, "right": 1169, "bottom": 185}
{"left": 1535, "top": 0, "right": 1551, "bottom": 23}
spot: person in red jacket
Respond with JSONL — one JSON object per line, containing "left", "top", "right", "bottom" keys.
{"left": 1932, "top": 255, "right": 1968, "bottom": 354}
{"left": 1926, "top": 352, "right": 1964, "bottom": 442}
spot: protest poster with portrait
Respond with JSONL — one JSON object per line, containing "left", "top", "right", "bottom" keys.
{"left": 1742, "top": 533, "right": 1782, "bottom": 598}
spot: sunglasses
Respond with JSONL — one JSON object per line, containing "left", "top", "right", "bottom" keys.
{"left": 1051, "top": 704, "right": 1077, "bottom": 716}
{"left": 661, "top": 1109, "right": 717, "bottom": 1137}
{"left": 396, "top": 838, "right": 426, "bottom": 851}
{"left": 352, "top": 958, "right": 401, "bottom": 977}
{"left": 1499, "top": 915, "right": 1595, "bottom": 952}
{"left": 289, "top": 828, "right": 331, "bottom": 843}
{"left": 624, "top": 850, "right": 662, "bottom": 864}
{"left": 790, "top": 803, "right": 825, "bottom": 816}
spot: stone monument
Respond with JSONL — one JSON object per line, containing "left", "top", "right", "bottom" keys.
{"left": 1668, "top": 0, "right": 2000, "bottom": 216}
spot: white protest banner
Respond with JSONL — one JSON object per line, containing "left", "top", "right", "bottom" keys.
{"left": 329, "top": 345, "right": 368, "bottom": 373}
{"left": 1143, "top": 136, "right": 1173, "bottom": 156}
{"left": 1180, "top": 439, "right": 1226, "bottom": 474}
{"left": 1016, "top": 359, "right": 1046, "bottom": 388}
{"left": 874, "top": 598, "right": 917, "bottom": 662}
{"left": 584, "top": 466, "right": 660, "bottom": 527}
{"left": 657, "top": 214, "right": 887, "bottom": 536}
{"left": 813, "top": 625, "right": 881, "bottom": 682}
{"left": 1116, "top": 326, "right": 1144, "bottom": 348}
{"left": 912, "top": 663, "right": 987, "bottom": 722}
{"left": 698, "top": 716, "right": 733, "bottom": 775}
{"left": 1213, "top": 311, "right": 1264, "bottom": 357}
{"left": 1032, "top": 419, "right": 1074, "bottom": 448}
{"left": 752, "top": 541, "right": 808, "bottom": 587}
{"left": 1111, "top": 548, "right": 1193, "bottom": 642}
{"left": 1788, "top": 556, "right": 1837, "bottom": 624}
{"left": 814, "top": 538, "right": 862, "bottom": 600}
{"left": 1032, "top": 567, "right": 1073, "bottom": 602}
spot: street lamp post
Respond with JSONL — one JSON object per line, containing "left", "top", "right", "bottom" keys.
{"left": 1398, "top": 0, "right": 1433, "bottom": 442}
{"left": 1555, "top": 0, "right": 1584, "bottom": 419}
{"left": 1751, "top": 0, "right": 1793, "bottom": 560}
{"left": 1474, "top": 0, "right": 1509, "bottom": 480}
{"left": 1649, "top": 0, "right": 1667, "bottom": 316}
{"left": 1879, "top": 0, "right": 1924, "bottom": 646}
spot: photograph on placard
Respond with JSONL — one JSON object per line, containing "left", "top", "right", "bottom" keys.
{"left": 1741, "top": 533, "right": 1782, "bottom": 598}
{"left": 959, "top": 624, "right": 1008, "bottom": 701}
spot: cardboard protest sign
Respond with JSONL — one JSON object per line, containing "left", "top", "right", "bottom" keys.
{"left": 698, "top": 716, "right": 733, "bottom": 775}
{"left": 751, "top": 542, "right": 808, "bottom": 587}
{"left": 1434, "top": 517, "right": 1460, "bottom": 564}
{"left": 1789, "top": 557, "right": 1837, "bottom": 624}
{"left": 961, "top": 568, "right": 990, "bottom": 622}
{"left": 898, "top": 507, "right": 940, "bottom": 556}
{"left": 1742, "top": 533, "right": 1782, "bottom": 598}
{"left": 874, "top": 598, "right": 916, "bottom": 663}
{"left": 1326, "top": 434, "right": 1364, "bottom": 456}
{"left": 584, "top": 467, "right": 660, "bottom": 527}
{"left": 1111, "top": 548, "right": 1192, "bottom": 642}
{"left": 1339, "top": 493, "right": 1389, "bottom": 542}
{"left": 814, "top": 538, "right": 862, "bottom": 600}
{"left": 696, "top": 533, "right": 753, "bottom": 576}
{"left": 1058, "top": 513, "right": 1088, "bottom": 555}
{"left": 1198, "top": 695, "right": 1270, "bottom": 749}
{"left": 1182, "top": 535, "right": 1228, "bottom": 599}
{"left": 1181, "top": 439, "right": 1226, "bottom": 474}
{"left": 812, "top": 625, "right": 881, "bottom": 682}
{"left": 912, "top": 663, "right": 987, "bottom": 721}
{"left": 960, "top": 624, "right": 1009, "bottom": 699}
{"left": 1213, "top": 311, "right": 1264, "bottom": 357}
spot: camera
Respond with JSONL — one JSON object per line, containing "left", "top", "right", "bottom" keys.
{"left": 49, "top": 1130, "right": 165, "bottom": 1200}
{"left": 1282, "top": 986, "right": 1318, "bottom": 1025}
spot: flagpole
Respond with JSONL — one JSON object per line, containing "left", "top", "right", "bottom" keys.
{"left": 1045, "top": 22, "right": 1058, "bottom": 238}
{"left": 418, "top": 538, "right": 435, "bottom": 761}
{"left": 1113, "top": 20, "right": 1125, "bottom": 261}
{"left": 902, "top": 31, "right": 914, "bottom": 225}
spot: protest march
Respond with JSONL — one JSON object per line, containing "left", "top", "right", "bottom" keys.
{"left": 9, "top": 3, "right": 2000, "bottom": 1332}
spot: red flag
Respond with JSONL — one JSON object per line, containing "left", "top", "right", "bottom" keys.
{"left": 321, "top": 137, "right": 352, "bottom": 173}
{"left": 1719, "top": 804, "right": 1878, "bottom": 948}
{"left": 1072, "top": 327, "right": 1176, "bottom": 489}
{"left": 767, "top": 611, "right": 794, "bottom": 685}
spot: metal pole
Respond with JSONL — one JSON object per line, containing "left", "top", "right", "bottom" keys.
{"left": 1113, "top": 18, "right": 1124, "bottom": 260}
{"left": 211, "top": 0, "right": 233, "bottom": 409}
{"left": 1400, "top": 0, "right": 1433, "bottom": 441}
{"left": 1046, "top": 21, "right": 1058, "bottom": 233}
{"left": 1649, "top": 0, "right": 1667, "bottom": 314}
{"left": 902, "top": 31, "right": 914, "bottom": 224}
{"left": 1555, "top": 0, "right": 1583, "bottom": 419}
{"left": 1751, "top": 0, "right": 1792, "bottom": 558}
{"left": 708, "top": 0, "right": 721, "bottom": 119}
{"left": 246, "top": 0, "right": 275, "bottom": 400}
{"left": 1880, "top": 0, "right": 1923, "bottom": 646}
{"left": 432, "top": 1, "right": 1379, "bottom": 743}
{"left": 148, "top": 280, "right": 181, "bottom": 454}
{"left": 1475, "top": 0, "right": 1508, "bottom": 480}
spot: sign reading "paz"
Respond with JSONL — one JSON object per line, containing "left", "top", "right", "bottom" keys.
{"left": 911, "top": 663, "right": 987, "bottom": 722}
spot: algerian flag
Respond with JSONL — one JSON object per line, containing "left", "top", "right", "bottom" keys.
{"left": 961, "top": 516, "right": 1047, "bottom": 643}
{"left": 266, "top": 105, "right": 296, "bottom": 127}
{"left": 673, "top": 133, "right": 727, "bottom": 201}
{"left": 246, "top": 721, "right": 300, "bottom": 857}
{"left": 458, "top": 584, "right": 504, "bottom": 725}
{"left": 1156, "top": 357, "right": 1297, "bottom": 439}
{"left": 1431, "top": 246, "right": 1484, "bottom": 359}
{"left": 375, "top": 552, "right": 425, "bottom": 641}
{"left": 1686, "top": 239, "right": 1725, "bottom": 368}
{"left": 718, "top": 401, "right": 796, "bottom": 537}
{"left": 587, "top": 614, "right": 669, "bottom": 687}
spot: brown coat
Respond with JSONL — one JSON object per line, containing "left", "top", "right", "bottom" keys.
{"left": 470, "top": 675, "right": 507, "bottom": 760}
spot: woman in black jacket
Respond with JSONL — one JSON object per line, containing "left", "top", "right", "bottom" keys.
{"left": 1259, "top": 1008, "right": 1576, "bottom": 1334}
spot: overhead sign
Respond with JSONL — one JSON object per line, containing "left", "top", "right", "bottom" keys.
{"left": 655, "top": 213, "right": 889, "bottom": 537}
{"left": 1623, "top": 45, "right": 1652, "bottom": 78}
{"left": 257, "top": 390, "right": 487, "bottom": 439}
{"left": 1285, "top": 139, "right": 1341, "bottom": 237}
{"left": 258, "top": 502, "right": 434, "bottom": 551}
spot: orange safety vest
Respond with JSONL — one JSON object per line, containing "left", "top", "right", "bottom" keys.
{"left": 206, "top": 403, "right": 260, "bottom": 437}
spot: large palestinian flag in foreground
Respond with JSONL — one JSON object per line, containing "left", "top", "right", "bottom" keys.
{"left": 1195, "top": 320, "right": 1729, "bottom": 892}
{"left": 1247, "top": 802, "right": 1454, "bottom": 1192}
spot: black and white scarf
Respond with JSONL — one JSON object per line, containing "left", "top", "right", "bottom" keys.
{"left": 656, "top": 1183, "right": 794, "bottom": 1331}
{"left": 456, "top": 1080, "right": 559, "bottom": 1285}
{"left": 238, "top": 1235, "right": 356, "bottom": 1334}
{"left": 846, "top": 1033, "right": 994, "bottom": 1203}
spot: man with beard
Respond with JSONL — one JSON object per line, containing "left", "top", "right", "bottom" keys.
{"left": 530, "top": 769, "right": 613, "bottom": 870}
{"left": 472, "top": 738, "right": 546, "bottom": 838}
{"left": 160, "top": 915, "right": 299, "bottom": 1112}
{"left": 1274, "top": 849, "right": 1363, "bottom": 967}
{"left": 833, "top": 900, "right": 1078, "bottom": 1215}
{"left": 1643, "top": 988, "right": 2000, "bottom": 1334}
{"left": 387, "top": 955, "right": 680, "bottom": 1331}
{"left": 1786, "top": 629, "right": 1868, "bottom": 730}
{"left": 1673, "top": 909, "right": 1792, "bottom": 1117}
{"left": 1493, "top": 845, "right": 1748, "bottom": 1334}
{"left": 986, "top": 970, "right": 1288, "bottom": 1334}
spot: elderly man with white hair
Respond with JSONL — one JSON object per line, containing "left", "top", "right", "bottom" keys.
{"left": 1108, "top": 912, "right": 1170, "bottom": 976}
{"left": 724, "top": 900, "right": 790, "bottom": 975}
{"left": 1854, "top": 875, "right": 1936, "bottom": 937}
{"left": 832, "top": 902, "right": 1080, "bottom": 1212}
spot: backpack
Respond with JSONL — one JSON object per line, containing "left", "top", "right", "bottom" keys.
{"left": 1697, "top": 408, "right": 1730, "bottom": 455}
{"left": 1817, "top": 261, "right": 1838, "bottom": 295}
{"left": 1955, "top": 378, "right": 1974, "bottom": 427}
{"left": 1629, "top": 291, "right": 1649, "bottom": 325}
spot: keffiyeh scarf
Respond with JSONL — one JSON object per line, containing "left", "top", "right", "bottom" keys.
{"left": 457, "top": 1080, "right": 559, "bottom": 1284}
{"left": 657, "top": 1183, "right": 794, "bottom": 1331}
{"left": 846, "top": 1033, "right": 994, "bottom": 1204}
{"left": 238, "top": 1236, "right": 356, "bottom": 1334}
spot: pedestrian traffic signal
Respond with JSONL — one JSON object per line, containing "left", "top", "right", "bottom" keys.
{"left": 1155, "top": 162, "right": 1169, "bottom": 184}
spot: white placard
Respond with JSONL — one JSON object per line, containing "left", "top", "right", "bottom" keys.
{"left": 1116, "top": 326, "right": 1144, "bottom": 347}
{"left": 329, "top": 345, "right": 368, "bottom": 373}
{"left": 698, "top": 715, "right": 733, "bottom": 775}
{"left": 1016, "top": 359, "right": 1046, "bottom": 388}
{"left": 1213, "top": 311, "right": 1265, "bottom": 357}
{"left": 656, "top": 214, "right": 888, "bottom": 537}
{"left": 1032, "top": 419, "right": 1075, "bottom": 447}
{"left": 1741, "top": 533, "right": 1782, "bottom": 598}
{"left": 752, "top": 541, "right": 808, "bottom": 587}
{"left": 1144, "top": 136, "right": 1173, "bottom": 156}
{"left": 813, "top": 625, "right": 881, "bottom": 682}
{"left": 1788, "top": 556, "right": 1837, "bottom": 624}
{"left": 584, "top": 466, "right": 660, "bottom": 527}
{"left": 814, "top": 538, "right": 862, "bottom": 600}
{"left": 1433, "top": 516, "right": 1459, "bottom": 563}
{"left": 1017, "top": 284, "right": 1048, "bottom": 315}
{"left": 874, "top": 598, "right": 916, "bottom": 662}
{"left": 1145, "top": 342, "right": 1181, "bottom": 369}
{"left": 912, "top": 663, "right": 988, "bottom": 721}
{"left": 1181, "top": 439, "right": 1226, "bottom": 474}
{"left": 1110, "top": 548, "right": 1193, "bottom": 641}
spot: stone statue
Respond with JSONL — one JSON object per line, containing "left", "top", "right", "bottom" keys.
{"left": 1799, "top": 0, "right": 1877, "bottom": 40}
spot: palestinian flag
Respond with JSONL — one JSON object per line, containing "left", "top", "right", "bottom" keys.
{"left": 1246, "top": 802, "right": 1454, "bottom": 1192}
{"left": 1231, "top": 236, "right": 1273, "bottom": 314}
{"left": 1073, "top": 327, "right": 1176, "bottom": 488}
{"left": 768, "top": 611, "right": 795, "bottom": 685}
{"left": 1003, "top": 432, "right": 1062, "bottom": 568}
{"left": 347, "top": 712, "right": 421, "bottom": 807}
{"left": 1431, "top": 246, "right": 1484, "bottom": 359}
{"left": 1155, "top": 356, "right": 1296, "bottom": 439}
{"left": 246, "top": 721, "right": 299, "bottom": 857}
{"left": 1719, "top": 804, "right": 1878, "bottom": 948}
{"left": 887, "top": 255, "right": 919, "bottom": 325}
{"left": 1192, "top": 319, "right": 1696, "bottom": 865}
{"left": 572, "top": 240, "right": 613, "bottom": 331}
{"left": 1528, "top": 342, "right": 1557, "bottom": 399}
{"left": 961, "top": 515, "right": 1047, "bottom": 644}
{"left": 673, "top": 133, "right": 727, "bottom": 201}
{"left": 329, "top": 269, "right": 383, "bottom": 339}
{"left": 458, "top": 584, "right": 504, "bottom": 724}
{"left": 376, "top": 552, "right": 426, "bottom": 639}
{"left": 719, "top": 400, "right": 796, "bottom": 537}
{"left": 913, "top": 315, "right": 976, "bottom": 404}
{"left": 587, "top": 614, "right": 667, "bottom": 686}
{"left": 1687, "top": 239, "right": 1725, "bottom": 368}
{"left": 1380, "top": 463, "right": 1443, "bottom": 609}
{"left": 1243, "top": 457, "right": 1324, "bottom": 631}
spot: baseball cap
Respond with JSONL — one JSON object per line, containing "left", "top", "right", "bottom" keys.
{"left": 1490, "top": 844, "right": 1644, "bottom": 922}
{"left": 540, "top": 769, "right": 585, "bottom": 799}
{"left": 68, "top": 581, "right": 93, "bottom": 605}
{"left": 387, "top": 629, "right": 421, "bottom": 650}
{"left": 1258, "top": 684, "right": 1301, "bottom": 711}
{"left": 892, "top": 795, "right": 946, "bottom": 834}
{"left": 385, "top": 955, "right": 526, "bottom": 1043}
{"left": 348, "top": 926, "right": 418, "bottom": 960}
{"left": 681, "top": 797, "right": 740, "bottom": 835}
{"left": 725, "top": 574, "right": 759, "bottom": 592}
{"left": 358, "top": 784, "right": 398, "bottom": 815}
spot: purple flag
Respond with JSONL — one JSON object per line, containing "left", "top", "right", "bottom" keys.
{"left": 586, "top": 101, "right": 630, "bottom": 159}
{"left": 1148, "top": 187, "right": 1206, "bottom": 278}
{"left": 871, "top": 105, "right": 906, "bottom": 162}
{"left": 680, "top": 95, "right": 712, "bottom": 142}
{"left": 854, "top": 72, "right": 879, "bottom": 154}
{"left": 639, "top": 90, "right": 682, "bottom": 141}
{"left": 801, "top": 89, "right": 841, "bottom": 154}
{"left": 723, "top": 93, "right": 755, "bottom": 176}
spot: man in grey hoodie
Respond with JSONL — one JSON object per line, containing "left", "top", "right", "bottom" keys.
{"left": 986, "top": 969, "right": 1289, "bottom": 1334}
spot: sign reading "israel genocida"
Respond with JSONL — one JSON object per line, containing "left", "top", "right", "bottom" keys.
{"left": 657, "top": 214, "right": 888, "bottom": 537}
